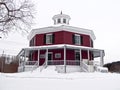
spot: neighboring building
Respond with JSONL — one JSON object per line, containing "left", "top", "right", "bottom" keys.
{"left": 18, "top": 12, "right": 105, "bottom": 73}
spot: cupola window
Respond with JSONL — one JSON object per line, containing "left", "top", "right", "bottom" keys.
{"left": 57, "top": 19, "right": 61, "bottom": 23}
{"left": 63, "top": 19, "right": 66, "bottom": 23}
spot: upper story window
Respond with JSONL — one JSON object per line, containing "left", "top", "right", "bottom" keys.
{"left": 75, "top": 34, "right": 81, "bottom": 45}
{"left": 46, "top": 34, "right": 53, "bottom": 44}
{"left": 44, "top": 33, "right": 54, "bottom": 44}
{"left": 57, "top": 19, "right": 61, "bottom": 23}
{"left": 73, "top": 34, "right": 83, "bottom": 45}
{"left": 63, "top": 19, "right": 66, "bottom": 23}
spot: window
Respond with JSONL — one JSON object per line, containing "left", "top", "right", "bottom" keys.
{"left": 73, "top": 34, "right": 83, "bottom": 45}
{"left": 40, "top": 54, "right": 45, "bottom": 59}
{"left": 75, "top": 34, "right": 81, "bottom": 45}
{"left": 63, "top": 19, "right": 66, "bottom": 23}
{"left": 57, "top": 19, "right": 61, "bottom": 23}
{"left": 55, "top": 53, "right": 61, "bottom": 58}
{"left": 46, "top": 34, "right": 53, "bottom": 44}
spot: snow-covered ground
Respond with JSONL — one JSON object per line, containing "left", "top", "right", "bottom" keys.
{"left": 0, "top": 66, "right": 120, "bottom": 90}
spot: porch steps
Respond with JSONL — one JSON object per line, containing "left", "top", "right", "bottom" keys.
{"left": 55, "top": 65, "right": 81, "bottom": 73}
{"left": 40, "top": 62, "right": 47, "bottom": 72}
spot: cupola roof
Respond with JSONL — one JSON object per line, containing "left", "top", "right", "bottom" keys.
{"left": 52, "top": 11, "right": 71, "bottom": 25}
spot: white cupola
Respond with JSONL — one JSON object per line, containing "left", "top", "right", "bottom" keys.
{"left": 52, "top": 11, "right": 71, "bottom": 25}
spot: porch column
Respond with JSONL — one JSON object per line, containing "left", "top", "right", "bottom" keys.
{"left": 18, "top": 55, "right": 21, "bottom": 67}
{"left": 100, "top": 50, "right": 104, "bottom": 66}
{"left": 64, "top": 45, "right": 66, "bottom": 73}
{"left": 23, "top": 50, "right": 26, "bottom": 71}
{"left": 37, "top": 49, "right": 40, "bottom": 66}
{"left": 79, "top": 49, "right": 82, "bottom": 66}
{"left": 46, "top": 49, "right": 48, "bottom": 66}
{"left": 87, "top": 50, "right": 90, "bottom": 61}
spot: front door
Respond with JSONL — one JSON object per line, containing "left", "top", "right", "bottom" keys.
{"left": 48, "top": 52, "right": 53, "bottom": 65}
{"left": 75, "top": 51, "right": 80, "bottom": 65}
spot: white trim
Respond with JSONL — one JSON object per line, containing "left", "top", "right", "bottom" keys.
{"left": 100, "top": 50, "right": 104, "bottom": 66}
{"left": 64, "top": 45, "right": 66, "bottom": 73}
{"left": 46, "top": 49, "right": 48, "bottom": 66}
{"left": 79, "top": 49, "right": 82, "bottom": 65}
{"left": 28, "top": 25, "right": 96, "bottom": 41}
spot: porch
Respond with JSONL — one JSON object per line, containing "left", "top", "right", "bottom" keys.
{"left": 17, "top": 44, "right": 105, "bottom": 72}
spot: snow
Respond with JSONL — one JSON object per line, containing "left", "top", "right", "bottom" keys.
{"left": 0, "top": 66, "right": 120, "bottom": 90}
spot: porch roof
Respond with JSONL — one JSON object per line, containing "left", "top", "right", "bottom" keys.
{"left": 18, "top": 44, "right": 105, "bottom": 58}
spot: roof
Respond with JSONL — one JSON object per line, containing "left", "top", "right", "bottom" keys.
{"left": 28, "top": 25, "right": 96, "bottom": 41}
{"left": 52, "top": 13, "right": 71, "bottom": 20}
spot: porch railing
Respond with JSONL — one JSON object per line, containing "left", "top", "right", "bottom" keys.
{"left": 81, "top": 61, "right": 89, "bottom": 72}
{"left": 25, "top": 61, "right": 38, "bottom": 65}
{"left": 31, "top": 61, "right": 39, "bottom": 72}
{"left": 18, "top": 61, "right": 39, "bottom": 72}
{"left": 48, "top": 60, "right": 80, "bottom": 65}
{"left": 40, "top": 62, "right": 47, "bottom": 72}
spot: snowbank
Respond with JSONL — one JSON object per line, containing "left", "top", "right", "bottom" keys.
{"left": 0, "top": 66, "right": 120, "bottom": 90}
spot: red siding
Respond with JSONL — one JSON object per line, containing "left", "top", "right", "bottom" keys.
{"left": 33, "top": 31, "right": 92, "bottom": 47}
{"left": 66, "top": 49, "right": 75, "bottom": 60}
{"left": 31, "top": 49, "right": 93, "bottom": 65}
{"left": 63, "top": 31, "right": 73, "bottom": 44}
{"left": 82, "top": 35, "right": 91, "bottom": 47}
{"left": 35, "top": 34, "right": 44, "bottom": 46}
{"left": 54, "top": 31, "right": 64, "bottom": 44}
{"left": 30, "top": 30, "right": 93, "bottom": 65}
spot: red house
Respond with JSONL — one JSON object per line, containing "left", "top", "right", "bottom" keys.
{"left": 18, "top": 12, "right": 105, "bottom": 73}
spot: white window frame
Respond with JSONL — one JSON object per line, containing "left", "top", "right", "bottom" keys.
{"left": 46, "top": 34, "right": 53, "bottom": 44}
{"left": 40, "top": 54, "right": 45, "bottom": 59}
{"left": 74, "top": 34, "right": 81, "bottom": 45}
{"left": 55, "top": 53, "right": 61, "bottom": 58}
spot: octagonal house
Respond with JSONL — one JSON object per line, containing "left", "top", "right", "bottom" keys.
{"left": 18, "top": 12, "right": 105, "bottom": 73}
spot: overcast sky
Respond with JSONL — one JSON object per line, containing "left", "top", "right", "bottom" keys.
{"left": 0, "top": 0, "right": 120, "bottom": 63}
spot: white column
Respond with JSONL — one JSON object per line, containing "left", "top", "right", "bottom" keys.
{"left": 79, "top": 49, "right": 82, "bottom": 66}
{"left": 87, "top": 50, "right": 90, "bottom": 61}
{"left": 64, "top": 45, "right": 66, "bottom": 73}
{"left": 37, "top": 49, "right": 40, "bottom": 66}
{"left": 23, "top": 50, "right": 26, "bottom": 71}
{"left": 18, "top": 55, "right": 21, "bottom": 67}
{"left": 46, "top": 49, "right": 48, "bottom": 66}
{"left": 100, "top": 50, "right": 104, "bottom": 66}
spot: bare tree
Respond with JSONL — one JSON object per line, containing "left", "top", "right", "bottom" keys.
{"left": 0, "top": 0, "right": 34, "bottom": 34}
